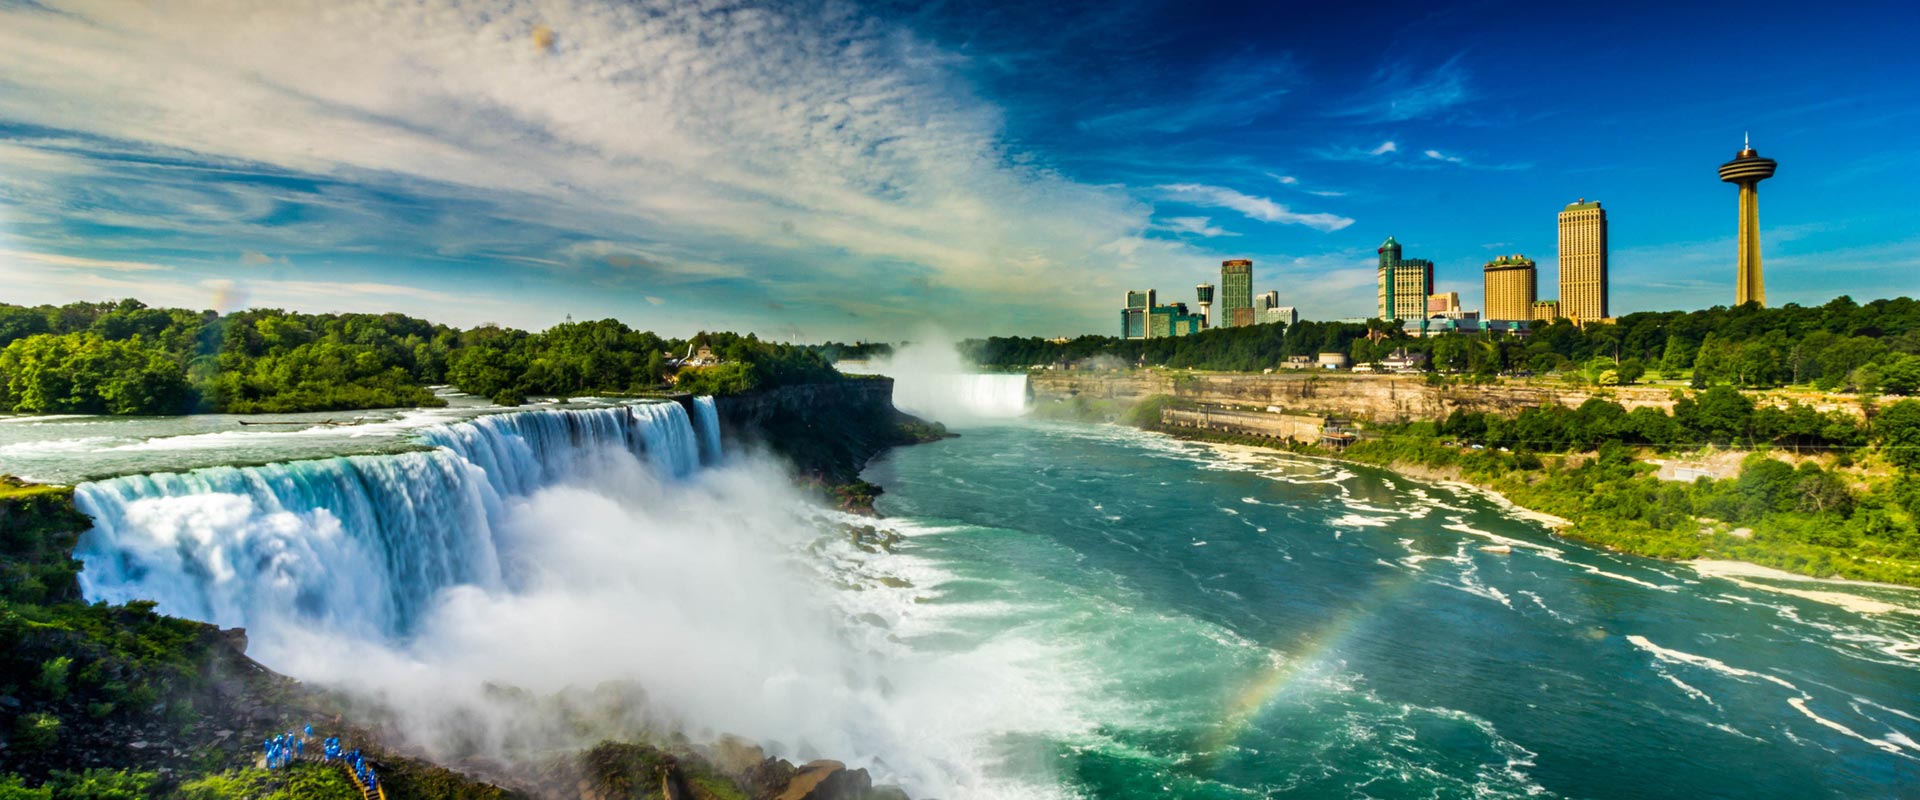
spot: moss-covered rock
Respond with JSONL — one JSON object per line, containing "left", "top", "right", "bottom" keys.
{"left": 0, "top": 477, "right": 91, "bottom": 605}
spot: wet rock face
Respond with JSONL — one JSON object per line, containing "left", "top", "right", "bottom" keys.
{"left": 774, "top": 760, "right": 872, "bottom": 800}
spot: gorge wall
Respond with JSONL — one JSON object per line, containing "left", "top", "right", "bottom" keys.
{"left": 1031, "top": 370, "right": 1867, "bottom": 424}
{"left": 710, "top": 377, "right": 946, "bottom": 490}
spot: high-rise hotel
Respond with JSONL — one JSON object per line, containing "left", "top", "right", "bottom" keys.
{"left": 1220, "top": 259, "right": 1254, "bottom": 327}
{"left": 1376, "top": 236, "right": 1433, "bottom": 321}
{"left": 1482, "top": 254, "right": 1537, "bottom": 322}
{"left": 1556, "top": 199, "right": 1608, "bottom": 322}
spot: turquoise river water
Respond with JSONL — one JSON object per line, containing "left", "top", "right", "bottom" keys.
{"left": 863, "top": 420, "right": 1920, "bottom": 798}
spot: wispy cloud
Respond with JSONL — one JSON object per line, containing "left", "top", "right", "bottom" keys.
{"left": 1314, "top": 140, "right": 1398, "bottom": 162}
{"left": 1158, "top": 184, "right": 1353, "bottom": 232}
{"left": 1160, "top": 216, "right": 1236, "bottom": 238}
{"left": 1412, "top": 147, "right": 1528, "bottom": 171}
{"left": 0, "top": 248, "right": 173, "bottom": 272}
{"left": 1078, "top": 57, "right": 1298, "bottom": 136}
{"left": 1266, "top": 171, "right": 1346, "bottom": 198}
{"left": 1333, "top": 56, "right": 1472, "bottom": 123}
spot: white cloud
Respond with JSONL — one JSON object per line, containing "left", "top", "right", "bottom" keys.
{"left": 1161, "top": 216, "right": 1234, "bottom": 238}
{"left": 1335, "top": 57, "right": 1472, "bottom": 123}
{"left": 1276, "top": 175, "right": 1299, "bottom": 185}
{"left": 0, "top": 0, "right": 1185, "bottom": 336}
{"left": 1158, "top": 184, "right": 1353, "bottom": 233}
{"left": 0, "top": 248, "right": 173, "bottom": 272}
{"left": 1315, "top": 140, "right": 1398, "bottom": 162}
{"left": 1423, "top": 149, "right": 1463, "bottom": 163}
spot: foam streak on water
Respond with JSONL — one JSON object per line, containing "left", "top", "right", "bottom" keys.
{"left": 861, "top": 422, "right": 1920, "bottom": 798}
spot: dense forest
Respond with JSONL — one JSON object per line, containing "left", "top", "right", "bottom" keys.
{"left": 0, "top": 300, "right": 839, "bottom": 415}
{"left": 968, "top": 297, "right": 1920, "bottom": 392}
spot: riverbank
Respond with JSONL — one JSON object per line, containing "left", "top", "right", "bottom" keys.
{"left": 1113, "top": 402, "right": 1920, "bottom": 590}
{"left": 1028, "top": 367, "right": 1920, "bottom": 589}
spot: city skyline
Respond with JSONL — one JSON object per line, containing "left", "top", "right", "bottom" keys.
{"left": 0, "top": 1, "right": 1916, "bottom": 340}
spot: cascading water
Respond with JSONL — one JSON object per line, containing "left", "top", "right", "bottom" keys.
{"left": 889, "top": 373, "right": 1030, "bottom": 421}
{"left": 692, "top": 395, "right": 723, "bottom": 464}
{"left": 65, "top": 399, "right": 1068, "bottom": 798}
{"left": 74, "top": 403, "right": 706, "bottom": 637}
{"left": 844, "top": 337, "right": 1030, "bottom": 423}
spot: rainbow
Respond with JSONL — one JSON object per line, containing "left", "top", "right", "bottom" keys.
{"left": 1194, "top": 566, "right": 1428, "bottom": 762}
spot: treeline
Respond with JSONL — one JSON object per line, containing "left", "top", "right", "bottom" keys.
{"left": 0, "top": 300, "right": 838, "bottom": 415}
{"left": 967, "top": 319, "right": 1377, "bottom": 372}
{"left": 969, "top": 297, "right": 1920, "bottom": 393}
{"left": 805, "top": 341, "right": 894, "bottom": 363}
{"left": 1438, "top": 387, "right": 1867, "bottom": 453}
{"left": 1343, "top": 397, "right": 1920, "bottom": 584}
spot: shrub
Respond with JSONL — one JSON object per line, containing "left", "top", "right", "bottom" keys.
{"left": 36, "top": 656, "right": 72, "bottom": 701}
{"left": 14, "top": 713, "right": 60, "bottom": 752}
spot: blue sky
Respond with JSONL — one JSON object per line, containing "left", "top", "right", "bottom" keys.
{"left": 0, "top": 0, "right": 1915, "bottom": 340}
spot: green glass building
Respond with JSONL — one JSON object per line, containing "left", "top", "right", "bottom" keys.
{"left": 1220, "top": 260, "right": 1254, "bottom": 327}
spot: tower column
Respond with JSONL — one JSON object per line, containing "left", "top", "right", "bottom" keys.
{"left": 1719, "top": 137, "right": 1777, "bottom": 308}
{"left": 1735, "top": 183, "right": 1763, "bottom": 305}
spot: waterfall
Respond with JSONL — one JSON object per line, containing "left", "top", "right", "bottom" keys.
{"left": 890, "top": 373, "right": 1030, "bottom": 422}
{"left": 73, "top": 402, "right": 704, "bottom": 638}
{"left": 692, "top": 395, "right": 723, "bottom": 465}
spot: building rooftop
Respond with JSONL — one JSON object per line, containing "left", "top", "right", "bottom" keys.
{"left": 1563, "top": 198, "right": 1602, "bottom": 211}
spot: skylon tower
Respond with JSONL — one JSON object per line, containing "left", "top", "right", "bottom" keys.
{"left": 1719, "top": 134, "right": 1777, "bottom": 307}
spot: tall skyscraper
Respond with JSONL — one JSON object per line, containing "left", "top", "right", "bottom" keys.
{"left": 1121, "top": 289, "right": 1155, "bottom": 339}
{"left": 1257, "top": 290, "right": 1280, "bottom": 310}
{"left": 1221, "top": 260, "right": 1254, "bottom": 327}
{"left": 1376, "top": 236, "right": 1433, "bottom": 321}
{"left": 1195, "top": 283, "right": 1215, "bottom": 328}
{"left": 1556, "top": 199, "right": 1608, "bottom": 321}
{"left": 1719, "top": 135, "right": 1778, "bottom": 306}
{"left": 1482, "top": 254, "right": 1537, "bottom": 322}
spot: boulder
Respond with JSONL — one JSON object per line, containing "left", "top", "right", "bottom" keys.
{"left": 709, "top": 735, "right": 769, "bottom": 776}
{"left": 775, "top": 760, "right": 872, "bottom": 800}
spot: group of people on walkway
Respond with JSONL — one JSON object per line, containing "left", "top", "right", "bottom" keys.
{"left": 259, "top": 727, "right": 307, "bottom": 769}
{"left": 260, "top": 724, "right": 381, "bottom": 795}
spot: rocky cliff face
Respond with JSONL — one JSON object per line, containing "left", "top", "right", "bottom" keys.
{"left": 1030, "top": 371, "right": 1864, "bottom": 424}
{"left": 707, "top": 378, "right": 948, "bottom": 512}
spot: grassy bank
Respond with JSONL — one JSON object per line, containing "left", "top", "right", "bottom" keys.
{"left": 1337, "top": 430, "right": 1920, "bottom": 586}
{"left": 1084, "top": 390, "right": 1920, "bottom": 587}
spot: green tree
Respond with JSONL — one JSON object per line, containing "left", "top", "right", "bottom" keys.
{"left": 1878, "top": 399, "right": 1920, "bottom": 473}
{"left": 1615, "top": 358, "right": 1647, "bottom": 385}
{"left": 1881, "top": 354, "right": 1920, "bottom": 396}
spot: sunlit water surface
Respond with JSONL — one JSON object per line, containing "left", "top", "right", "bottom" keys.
{"left": 864, "top": 421, "right": 1920, "bottom": 799}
